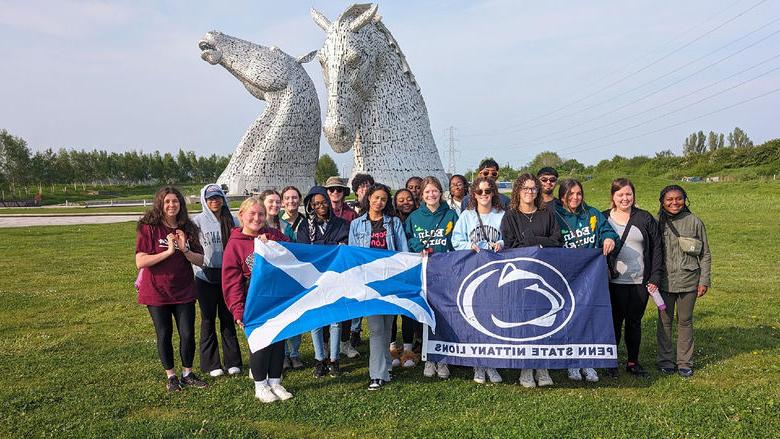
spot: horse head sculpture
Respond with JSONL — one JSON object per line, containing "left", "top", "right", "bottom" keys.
{"left": 199, "top": 31, "right": 319, "bottom": 195}
{"left": 311, "top": 4, "right": 446, "bottom": 189}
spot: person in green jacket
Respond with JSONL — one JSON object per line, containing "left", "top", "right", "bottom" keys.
{"left": 404, "top": 176, "right": 458, "bottom": 379}
{"left": 553, "top": 179, "right": 620, "bottom": 384}
{"left": 656, "top": 185, "right": 711, "bottom": 378}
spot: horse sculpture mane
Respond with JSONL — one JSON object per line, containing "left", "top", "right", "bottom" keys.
{"left": 199, "top": 31, "right": 320, "bottom": 195}
{"left": 312, "top": 3, "right": 448, "bottom": 189}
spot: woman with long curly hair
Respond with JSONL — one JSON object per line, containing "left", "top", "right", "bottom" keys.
{"left": 135, "top": 186, "right": 206, "bottom": 392}
{"left": 500, "top": 173, "right": 562, "bottom": 389}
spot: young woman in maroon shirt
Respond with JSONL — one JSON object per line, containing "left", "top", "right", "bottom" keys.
{"left": 135, "top": 186, "right": 207, "bottom": 392}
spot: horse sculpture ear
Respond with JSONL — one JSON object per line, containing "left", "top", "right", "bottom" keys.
{"left": 297, "top": 50, "right": 318, "bottom": 64}
{"left": 311, "top": 8, "right": 331, "bottom": 31}
{"left": 349, "top": 3, "right": 379, "bottom": 32}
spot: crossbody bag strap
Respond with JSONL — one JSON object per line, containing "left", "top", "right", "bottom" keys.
{"left": 665, "top": 219, "right": 681, "bottom": 237}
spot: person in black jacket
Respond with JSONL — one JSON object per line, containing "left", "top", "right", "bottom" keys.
{"left": 500, "top": 173, "right": 563, "bottom": 388}
{"left": 603, "top": 178, "right": 663, "bottom": 378}
{"left": 296, "top": 186, "right": 350, "bottom": 378}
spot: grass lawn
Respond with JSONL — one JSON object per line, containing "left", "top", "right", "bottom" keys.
{"left": 1, "top": 178, "right": 779, "bottom": 438}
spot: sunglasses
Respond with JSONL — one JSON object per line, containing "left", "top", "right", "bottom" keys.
{"left": 480, "top": 170, "right": 499, "bottom": 177}
{"left": 539, "top": 177, "right": 557, "bottom": 183}
{"left": 327, "top": 187, "right": 344, "bottom": 193}
{"left": 474, "top": 189, "right": 493, "bottom": 196}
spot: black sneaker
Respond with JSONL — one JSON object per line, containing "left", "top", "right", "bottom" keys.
{"left": 166, "top": 375, "right": 182, "bottom": 392}
{"left": 313, "top": 360, "right": 327, "bottom": 378}
{"left": 328, "top": 360, "right": 341, "bottom": 377}
{"left": 605, "top": 368, "right": 619, "bottom": 378}
{"left": 659, "top": 366, "right": 676, "bottom": 374}
{"left": 181, "top": 372, "right": 208, "bottom": 388}
{"left": 350, "top": 331, "right": 362, "bottom": 348}
{"left": 368, "top": 378, "right": 383, "bottom": 390}
{"left": 626, "top": 363, "right": 649, "bottom": 377}
{"left": 678, "top": 368, "right": 694, "bottom": 378}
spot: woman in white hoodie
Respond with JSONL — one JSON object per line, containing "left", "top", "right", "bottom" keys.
{"left": 192, "top": 184, "right": 242, "bottom": 377}
{"left": 451, "top": 176, "right": 505, "bottom": 384}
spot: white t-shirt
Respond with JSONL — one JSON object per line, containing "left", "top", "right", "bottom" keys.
{"left": 608, "top": 218, "right": 644, "bottom": 285}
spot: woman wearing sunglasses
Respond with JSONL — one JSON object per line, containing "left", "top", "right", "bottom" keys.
{"left": 500, "top": 173, "right": 563, "bottom": 388}
{"left": 452, "top": 176, "right": 505, "bottom": 384}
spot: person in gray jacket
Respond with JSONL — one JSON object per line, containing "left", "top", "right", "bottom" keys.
{"left": 656, "top": 185, "right": 711, "bottom": 377}
{"left": 192, "top": 184, "right": 242, "bottom": 377}
{"left": 348, "top": 183, "right": 408, "bottom": 390}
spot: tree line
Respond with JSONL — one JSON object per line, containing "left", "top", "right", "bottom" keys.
{"left": 0, "top": 129, "right": 230, "bottom": 188}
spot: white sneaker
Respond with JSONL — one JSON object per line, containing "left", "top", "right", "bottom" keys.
{"left": 248, "top": 369, "right": 254, "bottom": 380}
{"left": 392, "top": 358, "right": 401, "bottom": 368}
{"left": 423, "top": 361, "right": 436, "bottom": 377}
{"left": 436, "top": 362, "right": 450, "bottom": 379}
{"left": 584, "top": 368, "right": 599, "bottom": 382}
{"left": 208, "top": 369, "right": 224, "bottom": 377}
{"left": 254, "top": 384, "right": 279, "bottom": 403}
{"left": 519, "top": 369, "right": 536, "bottom": 388}
{"left": 340, "top": 341, "right": 360, "bottom": 359}
{"left": 486, "top": 368, "right": 503, "bottom": 383}
{"left": 270, "top": 384, "right": 293, "bottom": 400}
{"left": 473, "top": 367, "right": 486, "bottom": 384}
{"left": 227, "top": 367, "right": 241, "bottom": 375}
{"left": 568, "top": 368, "right": 583, "bottom": 381}
{"left": 535, "top": 369, "right": 553, "bottom": 387}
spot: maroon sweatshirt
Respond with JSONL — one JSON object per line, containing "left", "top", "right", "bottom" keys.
{"left": 221, "top": 227, "right": 289, "bottom": 322}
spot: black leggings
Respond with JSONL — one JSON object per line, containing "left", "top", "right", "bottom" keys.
{"left": 250, "top": 341, "right": 285, "bottom": 381}
{"left": 195, "top": 277, "right": 242, "bottom": 372}
{"left": 390, "top": 315, "right": 419, "bottom": 345}
{"left": 609, "top": 283, "right": 649, "bottom": 363}
{"left": 147, "top": 302, "right": 196, "bottom": 370}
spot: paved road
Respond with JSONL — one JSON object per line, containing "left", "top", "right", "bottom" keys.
{"left": 0, "top": 214, "right": 141, "bottom": 228}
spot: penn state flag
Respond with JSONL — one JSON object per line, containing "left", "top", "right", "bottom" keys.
{"left": 424, "top": 247, "right": 617, "bottom": 369}
{"left": 243, "top": 241, "right": 435, "bottom": 353}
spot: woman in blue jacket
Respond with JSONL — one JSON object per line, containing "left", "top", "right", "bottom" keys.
{"left": 553, "top": 179, "right": 620, "bottom": 384}
{"left": 348, "top": 183, "right": 408, "bottom": 390}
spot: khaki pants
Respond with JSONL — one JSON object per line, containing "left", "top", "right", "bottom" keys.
{"left": 656, "top": 291, "right": 697, "bottom": 369}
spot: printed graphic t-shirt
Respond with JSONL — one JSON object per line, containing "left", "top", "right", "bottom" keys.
{"left": 370, "top": 218, "right": 388, "bottom": 249}
{"left": 135, "top": 223, "right": 203, "bottom": 306}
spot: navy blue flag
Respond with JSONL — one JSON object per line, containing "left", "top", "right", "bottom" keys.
{"left": 424, "top": 247, "right": 617, "bottom": 369}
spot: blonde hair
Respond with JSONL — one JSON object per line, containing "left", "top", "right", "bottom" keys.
{"left": 237, "top": 197, "right": 265, "bottom": 227}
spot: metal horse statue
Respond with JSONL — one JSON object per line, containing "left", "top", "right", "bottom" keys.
{"left": 312, "top": 4, "right": 448, "bottom": 189}
{"left": 199, "top": 31, "right": 320, "bottom": 195}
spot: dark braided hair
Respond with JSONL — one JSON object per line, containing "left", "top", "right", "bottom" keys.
{"left": 658, "top": 184, "right": 692, "bottom": 228}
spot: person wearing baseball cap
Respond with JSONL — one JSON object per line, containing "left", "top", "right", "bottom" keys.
{"left": 537, "top": 167, "right": 559, "bottom": 208}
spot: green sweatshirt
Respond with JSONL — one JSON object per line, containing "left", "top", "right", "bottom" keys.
{"left": 553, "top": 202, "right": 620, "bottom": 250}
{"left": 404, "top": 202, "right": 458, "bottom": 253}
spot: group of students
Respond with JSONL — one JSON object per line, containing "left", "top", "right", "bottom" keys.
{"left": 134, "top": 158, "right": 711, "bottom": 402}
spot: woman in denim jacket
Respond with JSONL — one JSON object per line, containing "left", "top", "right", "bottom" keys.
{"left": 348, "top": 183, "right": 409, "bottom": 390}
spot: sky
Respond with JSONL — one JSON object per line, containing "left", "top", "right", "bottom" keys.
{"left": 1, "top": 0, "right": 779, "bottom": 175}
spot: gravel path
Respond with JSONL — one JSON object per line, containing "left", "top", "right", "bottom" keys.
{"left": 0, "top": 214, "right": 141, "bottom": 228}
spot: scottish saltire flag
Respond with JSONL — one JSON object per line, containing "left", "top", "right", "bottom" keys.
{"left": 424, "top": 247, "right": 617, "bottom": 369}
{"left": 243, "top": 241, "right": 435, "bottom": 353}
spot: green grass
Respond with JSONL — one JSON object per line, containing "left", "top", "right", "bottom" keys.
{"left": 1, "top": 178, "right": 779, "bottom": 438}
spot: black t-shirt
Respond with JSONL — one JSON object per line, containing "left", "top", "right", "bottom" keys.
{"left": 370, "top": 218, "right": 388, "bottom": 249}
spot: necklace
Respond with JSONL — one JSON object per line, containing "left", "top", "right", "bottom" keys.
{"left": 520, "top": 209, "right": 537, "bottom": 223}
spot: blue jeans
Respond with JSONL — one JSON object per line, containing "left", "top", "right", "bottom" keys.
{"left": 311, "top": 323, "right": 340, "bottom": 362}
{"left": 284, "top": 335, "right": 301, "bottom": 359}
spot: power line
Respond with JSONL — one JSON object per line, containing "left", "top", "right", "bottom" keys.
{"left": 506, "top": 18, "right": 780, "bottom": 135}
{"left": 558, "top": 85, "right": 780, "bottom": 158}
{"left": 460, "top": 0, "right": 769, "bottom": 137}
{"left": 503, "top": 27, "right": 780, "bottom": 149}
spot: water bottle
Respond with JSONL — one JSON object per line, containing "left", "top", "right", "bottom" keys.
{"left": 648, "top": 289, "right": 666, "bottom": 311}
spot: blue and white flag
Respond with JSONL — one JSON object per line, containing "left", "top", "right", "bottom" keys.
{"left": 244, "top": 241, "right": 435, "bottom": 353}
{"left": 424, "top": 247, "right": 617, "bottom": 369}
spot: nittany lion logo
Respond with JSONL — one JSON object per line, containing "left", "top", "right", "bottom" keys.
{"left": 456, "top": 257, "right": 575, "bottom": 342}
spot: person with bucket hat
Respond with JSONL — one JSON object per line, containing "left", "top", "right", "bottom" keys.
{"left": 324, "top": 176, "right": 357, "bottom": 224}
